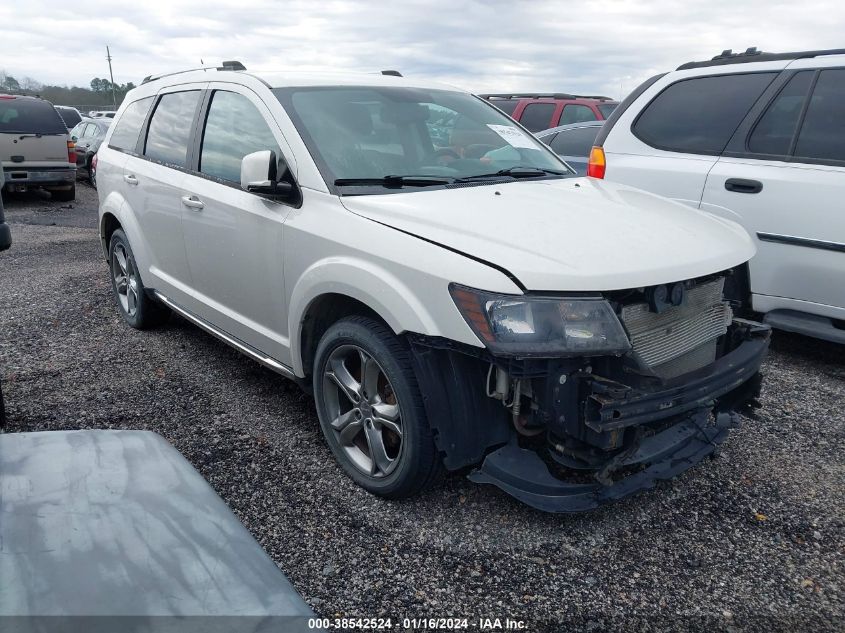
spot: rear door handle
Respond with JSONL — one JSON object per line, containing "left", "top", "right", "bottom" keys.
{"left": 725, "top": 178, "right": 762, "bottom": 194}
{"left": 123, "top": 174, "right": 138, "bottom": 185}
{"left": 181, "top": 195, "right": 204, "bottom": 210}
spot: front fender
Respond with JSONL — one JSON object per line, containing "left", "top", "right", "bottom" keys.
{"left": 288, "top": 257, "right": 450, "bottom": 377}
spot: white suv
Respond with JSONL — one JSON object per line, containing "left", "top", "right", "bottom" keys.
{"left": 96, "top": 62, "right": 770, "bottom": 512}
{"left": 590, "top": 47, "right": 845, "bottom": 344}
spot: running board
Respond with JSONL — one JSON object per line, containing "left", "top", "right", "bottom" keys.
{"left": 763, "top": 309, "right": 845, "bottom": 344}
{"left": 153, "top": 291, "right": 297, "bottom": 379}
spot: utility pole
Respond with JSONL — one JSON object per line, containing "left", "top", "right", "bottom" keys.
{"left": 106, "top": 45, "right": 117, "bottom": 109}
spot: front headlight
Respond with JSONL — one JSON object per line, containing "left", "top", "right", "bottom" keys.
{"left": 450, "top": 284, "right": 631, "bottom": 357}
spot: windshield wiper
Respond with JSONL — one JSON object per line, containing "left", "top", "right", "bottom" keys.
{"left": 334, "top": 175, "right": 454, "bottom": 188}
{"left": 456, "top": 167, "right": 570, "bottom": 181}
{"left": 16, "top": 132, "right": 65, "bottom": 139}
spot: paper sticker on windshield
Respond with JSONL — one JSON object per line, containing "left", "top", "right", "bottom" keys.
{"left": 486, "top": 124, "right": 536, "bottom": 149}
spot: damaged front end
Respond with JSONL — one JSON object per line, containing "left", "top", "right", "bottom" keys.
{"left": 410, "top": 272, "right": 770, "bottom": 512}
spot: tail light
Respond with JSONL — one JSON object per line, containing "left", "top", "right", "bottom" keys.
{"left": 92, "top": 153, "right": 98, "bottom": 171}
{"left": 67, "top": 139, "right": 76, "bottom": 164}
{"left": 587, "top": 146, "right": 606, "bottom": 179}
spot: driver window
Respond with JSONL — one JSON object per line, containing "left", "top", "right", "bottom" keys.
{"left": 200, "top": 90, "right": 282, "bottom": 183}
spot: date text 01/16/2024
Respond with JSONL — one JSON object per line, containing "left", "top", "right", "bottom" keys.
{"left": 307, "top": 617, "right": 528, "bottom": 630}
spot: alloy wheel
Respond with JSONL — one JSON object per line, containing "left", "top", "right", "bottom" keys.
{"left": 322, "top": 344, "right": 404, "bottom": 477}
{"left": 112, "top": 243, "right": 139, "bottom": 317}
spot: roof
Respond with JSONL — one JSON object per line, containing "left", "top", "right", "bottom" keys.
{"left": 677, "top": 47, "right": 845, "bottom": 70}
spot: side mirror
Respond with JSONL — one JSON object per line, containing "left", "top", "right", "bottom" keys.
{"left": 240, "top": 150, "right": 293, "bottom": 199}
{"left": 71, "top": 135, "right": 78, "bottom": 142}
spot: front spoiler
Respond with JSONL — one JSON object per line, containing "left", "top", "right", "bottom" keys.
{"left": 468, "top": 326, "right": 770, "bottom": 513}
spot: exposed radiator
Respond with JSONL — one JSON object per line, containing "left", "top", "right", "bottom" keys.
{"left": 620, "top": 278, "right": 732, "bottom": 379}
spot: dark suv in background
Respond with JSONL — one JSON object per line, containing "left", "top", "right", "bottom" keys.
{"left": 480, "top": 93, "right": 618, "bottom": 132}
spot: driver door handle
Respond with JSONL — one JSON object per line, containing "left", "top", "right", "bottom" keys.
{"left": 181, "top": 195, "right": 204, "bottom": 210}
{"left": 123, "top": 174, "right": 138, "bottom": 185}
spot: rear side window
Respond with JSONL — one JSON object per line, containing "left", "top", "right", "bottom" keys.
{"left": 633, "top": 73, "right": 776, "bottom": 154}
{"left": 560, "top": 105, "right": 596, "bottom": 125}
{"left": 109, "top": 97, "right": 153, "bottom": 152}
{"left": 489, "top": 99, "right": 518, "bottom": 116}
{"left": 748, "top": 72, "right": 813, "bottom": 156}
{"left": 519, "top": 103, "right": 556, "bottom": 132}
{"left": 0, "top": 98, "right": 66, "bottom": 134}
{"left": 200, "top": 91, "right": 281, "bottom": 183}
{"left": 794, "top": 69, "right": 845, "bottom": 162}
{"left": 145, "top": 91, "right": 201, "bottom": 167}
{"left": 550, "top": 126, "right": 600, "bottom": 157}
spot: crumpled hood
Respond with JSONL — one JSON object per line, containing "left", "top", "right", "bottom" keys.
{"left": 340, "top": 177, "right": 755, "bottom": 291}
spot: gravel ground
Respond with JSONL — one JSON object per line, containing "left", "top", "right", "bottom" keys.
{"left": 1, "top": 184, "right": 843, "bottom": 632}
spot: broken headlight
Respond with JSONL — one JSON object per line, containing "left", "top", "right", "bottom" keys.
{"left": 450, "top": 284, "right": 631, "bottom": 357}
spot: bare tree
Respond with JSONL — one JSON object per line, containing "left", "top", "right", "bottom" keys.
{"left": 19, "top": 76, "right": 43, "bottom": 93}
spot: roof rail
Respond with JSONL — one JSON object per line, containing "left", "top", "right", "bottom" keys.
{"left": 480, "top": 93, "right": 615, "bottom": 101}
{"left": 677, "top": 47, "right": 845, "bottom": 70}
{"left": 381, "top": 69, "right": 402, "bottom": 77}
{"left": 141, "top": 60, "right": 248, "bottom": 85}
{"left": 220, "top": 60, "right": 246, "bottom": 71}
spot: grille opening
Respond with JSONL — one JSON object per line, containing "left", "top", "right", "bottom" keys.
{"left": 618, "top": 277, "right": 731, "bottom": 380}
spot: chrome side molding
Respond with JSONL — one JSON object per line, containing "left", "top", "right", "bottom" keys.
{"left": 153, "top": 291, "right": 296, "bottom": 379}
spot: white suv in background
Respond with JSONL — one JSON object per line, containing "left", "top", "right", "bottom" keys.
{"left": 96, "top": 62, "right": 770, "bottom": 513}
{"left": 590, "top": 47, "right": 845, "bottom": 344}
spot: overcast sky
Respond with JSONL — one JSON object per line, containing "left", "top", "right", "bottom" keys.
{"left": 1, "top": 0, "right": 842, "bottom": 98}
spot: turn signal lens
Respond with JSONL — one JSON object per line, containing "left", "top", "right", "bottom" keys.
{"left": 587, "top": 146, "right": 606, "bottom": 179}
{"left": 67, "top": 140, "right": 76, "bottom": 164}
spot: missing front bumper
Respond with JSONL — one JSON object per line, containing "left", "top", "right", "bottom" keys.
{"left": 469, "top": 408, "right": 734, "bottom": 512}
{"left": 466, "top": 321, "right": 770, "bottom": 512}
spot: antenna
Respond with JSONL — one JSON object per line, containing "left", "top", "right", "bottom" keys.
{"left": 106, "top": 45, "right": 117, "bottom": 109}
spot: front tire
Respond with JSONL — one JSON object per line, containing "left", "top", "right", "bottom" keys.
{"left": 108, "top": 229, "right": 170, "bottom": 329}
{"left": 313, "top": 316, "right": 443, "bottom": 499}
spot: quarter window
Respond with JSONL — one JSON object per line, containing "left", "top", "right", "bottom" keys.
{"left": 519, "top": 103, "right": 556, "bottom": 132}
{"left": 200, "top": 91, "right": 281, "bottom": 183}
{"left": 559, "top": 105, "right": 596, "bottom": 125}
{"left": 145, "top": 91, "right": 201, "bottom": 167}
{"left": 794, "top": 69, "right": 845, "bottom": 162}
{"left": 489, "top": 99, "right": 518, "bottom": 116}
{"left": 597, "top": 103, "right": 618, "bottom": 118}
{"left": 748, "top": 71, "right": 813, "bottom": 156}
{"left": 109, "top": 97, "right": 153, "bottom": 152}
{"left": 633, "top": 73, "right": 776, "bottom": 154}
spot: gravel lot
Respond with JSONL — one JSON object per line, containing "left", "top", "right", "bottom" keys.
{"left": 1, "top": 184, "right": 843, "bottom": 632}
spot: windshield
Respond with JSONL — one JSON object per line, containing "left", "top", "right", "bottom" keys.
{"left": 0, "top": 98, "right": 67, "bottom": 134}
{"left": 273, "top": 86, "right": 571, "bottom": 190}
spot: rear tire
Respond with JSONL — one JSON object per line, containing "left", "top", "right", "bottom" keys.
{"left": 313, "top": 316, "right": 443, "bottom": 499}
{"left": 108, "top": 229, "right": 170, "bottom": 329}
{"left": 87, "top": 157, "right": 96, "bottom": 188}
